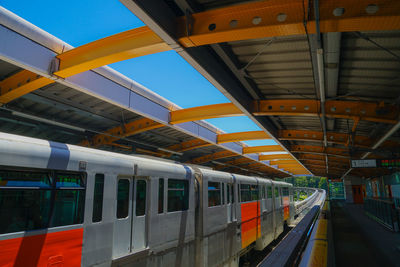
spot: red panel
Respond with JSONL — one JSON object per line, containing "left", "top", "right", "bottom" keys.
{"left": 241, "top": 201, "right": 261, "bottom": 248}
{"left": 0, "top": 228, "right": 83, "bottom": 267}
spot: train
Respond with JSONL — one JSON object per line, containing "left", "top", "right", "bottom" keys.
{"left": 0, "top": 132, "right": 294, "bottom": 267}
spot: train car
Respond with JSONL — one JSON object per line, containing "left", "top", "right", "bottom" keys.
{"left": 0, "top": 132, "right": 294, "bottom": 267}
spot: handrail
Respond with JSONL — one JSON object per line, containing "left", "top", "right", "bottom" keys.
{"left": 299, "top": 194, "right": 331, "bottom": 267}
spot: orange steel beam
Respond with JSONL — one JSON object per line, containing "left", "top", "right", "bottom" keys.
{"left": 0, "top": 70, "right": 54, "bottom": 104}
{"left": 298, "top": 154, "right": 350, "bottom": 162}
{"left": 190, "top": 150, "right": 238, "bottom": 164}
{"left": 177, "top": 0, "right": 400, "bottom": 47}
{"left": 213, "top": 157, "right": 255, "bottom": 170}
{"left": 276, "top": 164, "right": 303, "bottom": 168}
{"left": 169, "top": 103, "right": 242, "bottom": 124}
{"left": 277, "top": 129, "right": 391, "bottom": 148}
{"left": 80, "top": 118, "right": 163, "bottom": 147}
{"left": 299, "top": 157, "right": 349, "bottom": 166}
{"left": 243, "top": 145, "right": 284, "bottom": 154}
{"left": 170, "top": 100, "right": 399, "bottom": 125}
{"left": 308, "top": 165, "right": 344, "bottom": 172}
{"left": 110, "top": 142, "right": 170, "bottom": 157}
{"left": 291, "top": 145, "right": 350, "bottom": 157}
{"left": 167, "top": 138, "right": 212, "bottom": 152}
{"left": 54, "top": 26, "right": 171, "bottom": 78}
{"left": 302, "top": 160, "right": 348, "bottom": 168}
{"left": 254, "top": 100, "right": 399, "bottom": 124}
{"left": 271, "top": 160, "right": 298, "bottom": 165}
{"left": 217, "top": 131, "right": 270, "bottom": 144}
{"left": 259, "top": 154, "right": 293, "bottom": 161}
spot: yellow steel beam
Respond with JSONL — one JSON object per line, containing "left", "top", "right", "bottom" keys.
{"left": 243, "top": 145, "right": 284, "bottom": 154}
{"left": 271, "top": 160, "right": 298, "bottom": 165}
{"left": 277, "top": 129, "right": 396, "bottom": 148}
{"left": 291, "top": 145, "right": 350, "bottom": 157}
{"left": 217, "top": 131, "right": 270, "bottom": 144}
{"left": 110, "top": 142, "right": 170, "bottom": 158}
{"left": 170, "top": 103, "right": 242, "bottom": 124}
{"left": 167, "top": 138, "right": 212, "bottom": 152}
{"left": 170, "top": 100, "right": 399, "bottom": 126}
{"left": 254, "top": 100, "right": 399, "bottom": 124}
{"left": 54, "top": 26, "right": 171, "bottom": 78}
{"left": 297, "top": 153, "right": 350, "bottom": 162}
{"left": 214, "top": 157, "right": 255, "bottom": 170}
{"left": 0, "top": 70, "right": 54, "bottom": 104}
{"left": 303, "top": 160, "right": 348, "bottom": 169}
{"left": 190, "top": 150, "right": 238, "bottom": 164}
{"left": 177, "top": 0, "right": 400, "bottom": 47}
{"left": 277, "top": 164, "right": 303, "bottom": 169}
{"left": 80, "top": 117, "right": 163, "bottom": 147}
{"left": 259, "top": 154, "right": 293, "bottom": 161}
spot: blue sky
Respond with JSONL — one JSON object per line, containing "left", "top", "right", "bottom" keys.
{"left": 1, "top": 0, "right": 278, "bottom": 147}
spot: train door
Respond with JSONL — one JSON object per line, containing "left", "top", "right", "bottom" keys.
{"left": 352, "top": 185, "right": 364, "bottom": 204}
{"left": 113, "top": 176, "right": 133, "bottom": 258}
{"left": 132, "top": 178, "right": 148, "bottom": 250}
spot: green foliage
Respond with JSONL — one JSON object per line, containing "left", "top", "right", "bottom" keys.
{"left": 284, "top": 176, "right": 328, "bottom": 190}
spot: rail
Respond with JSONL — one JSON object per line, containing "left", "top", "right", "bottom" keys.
{"left": 299, "top": 196, "right": 332, "bottom": 267}
{"left": 258, "top": 189, "right": 326, "bottom": 267}
{"left": 294, "top": 188, "right": 320, "bottom": 216}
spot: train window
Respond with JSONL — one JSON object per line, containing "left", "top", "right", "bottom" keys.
{"left": 222, "top": 183, "right": 225, "bottom": 205}
{"left": 267, "top": 186, "right": 272, "bottom": 198}
{"left": 0, "top": 170, "right": 86, "bottom": 234}
{"left": 158, "top": 178, "right": 164, "bottom": 214}
{"left": 227, "top": 184, "right": 231, "bottom": 203}
{"left": 251, "top": 185, "right": 259, "bottom": 201}
{"left": 51, "top": 173, "right": 85, "bottom": 227}
{"left": 208, "top": 181, "right": 221, "bottom": 207}
{"left": 136, "top": 180, "right": 146, "bottom": 216}
{"left": 0, "top": 170, "right": 51, "bottom": 188}
{"left": 0, "top": 170, "right": 52, "bottom": 234}
{"left": 282, "top": 187, "right": 289, "bottom": 196}
{"left": 240, "top": 184, "right": 251, "bottom": 202}
{"left": 261, "top": 186, "right": 266, "bottom": 199}
{"left": 92, "top": 174, "right": 104, "bottom": 223}
{"left": 231, "top": 184, "right": 235, "bottom": 203}
{"left": 56, "top": 173, "right": 84, "bottom": 188}
{"left": 168, "top": 179, "right": 189, "bottom": 212}
{"left": 117, "top": 179, "right": 130, "bottom": 219}
{"left": 274, "top": 187, "right": 279, "bottom": 198}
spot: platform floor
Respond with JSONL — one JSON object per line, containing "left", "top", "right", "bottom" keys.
{"left": 331, "top": 201, "right": 400, "bottom": 267}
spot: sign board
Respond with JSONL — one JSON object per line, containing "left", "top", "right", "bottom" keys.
{"left": 351, "top": 159, "right": 377, "bottom": 168}
{"left": 377, "top": 159, "right": 400, "bottom": 168}
{"left": 351, "top": 159, "right": 400, "bottom": 168}
{"left": 329, "top": 181, "right": 345, "bottom": 200}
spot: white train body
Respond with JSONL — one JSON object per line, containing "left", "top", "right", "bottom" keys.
{"left": 0, "top": 132, "right": 294, "bottom": 266}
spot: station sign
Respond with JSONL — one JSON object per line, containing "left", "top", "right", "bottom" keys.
{"left": 351, "top": 159, "right": 377, "bottom": 168}
{"left": 351, "top": 159, "right": 400, "bottom": 168}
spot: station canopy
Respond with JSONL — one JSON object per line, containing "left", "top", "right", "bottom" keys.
{"left": 1, "top": 0, "right": 399, "bottom": 179}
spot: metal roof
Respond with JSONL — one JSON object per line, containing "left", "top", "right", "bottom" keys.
{"left": 0, "top": 7, "right": 293, "bottom": 178}
{"left": 2, "top": 0, "right": 400, "bottom": 179}
{"left": 119, "top": 0, "right": 400, "bottom": 179}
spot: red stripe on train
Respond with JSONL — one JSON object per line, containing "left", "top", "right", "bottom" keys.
{"left": 0, "top": 228, "right": 83, "bottom": 267}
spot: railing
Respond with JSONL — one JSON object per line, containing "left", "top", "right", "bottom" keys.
{"left": 364, "top": 197, "right": 399, "bottom": 232}
{"left": 294, "top": 188, "right": 320, "bottom": 216}
{"left": 299, "top": 198, "right": 332, "bottom": 267}
{"left": 259, "top": 189, "right": 327, "bottom": 267}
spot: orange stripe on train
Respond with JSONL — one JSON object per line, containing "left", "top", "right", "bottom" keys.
{"left": 0, "top": 228, "right": 83, "bottom": 267}
{"left": 240, "top": 201, "right": 260, "bottom": 248}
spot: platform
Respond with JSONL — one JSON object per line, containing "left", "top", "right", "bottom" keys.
{"left": 331, "top": 201, "right": 400, "bottom": 267}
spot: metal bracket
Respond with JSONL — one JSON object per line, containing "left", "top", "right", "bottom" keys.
{"left": 185, "top": 9, "right": 194, "bottom": 37}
